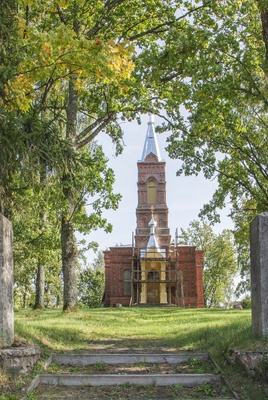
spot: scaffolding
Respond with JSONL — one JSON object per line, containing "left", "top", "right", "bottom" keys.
{"left": 130, "top": 244, "right": 185, "bottom": 307}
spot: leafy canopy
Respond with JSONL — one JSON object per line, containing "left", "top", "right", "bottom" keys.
{"left": 179, "top": 220, "right": 238, "bottom": 307}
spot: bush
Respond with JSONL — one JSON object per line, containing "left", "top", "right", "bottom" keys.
{"left": 241, "top": 296, "right": 251, "bottom": 309}
{"left": 78, "top": 267, "right": 105, "bottom": 308}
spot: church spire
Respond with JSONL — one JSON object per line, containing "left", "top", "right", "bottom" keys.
{"left": 141, "top": 115, "right": 162, "bottom": 162}
{"left": 140, "top": 213, "right": 165, "bottom": 258}
{"left": 146, "top": 214, "right": 159, "bottom": 250}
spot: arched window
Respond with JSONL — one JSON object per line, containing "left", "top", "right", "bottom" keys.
{"left": 147, "top": 269, "right": 159, "bottom": 280}
{"left": 123, "top": 269, "right": 131, "bottom": 296}
{"left": 147, "top": 179, "right": 157, "bottom": 203}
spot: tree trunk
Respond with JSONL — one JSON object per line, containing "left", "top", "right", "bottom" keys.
{"left": 34, "top": 159, "right": 47, "bottom": 310}
{"left": 0, "top": 187, "right": 4, "bottom": 215}
{"left": 61, "top": 77, "right": 79, "bottom": 311}
{"left": 258, "top": 1, "right": 268, "bottom": 63}
{"left": 23, "top": 292, "right": 28, "bottom": 308}
{"left": 61, "top": 216, "right": 78, "bottom": 311}
{"left": 34, "top": 263, "right": 45, "bottom": 309}
{"left": 56, "top": 294, "right": 60, "bottom": 308}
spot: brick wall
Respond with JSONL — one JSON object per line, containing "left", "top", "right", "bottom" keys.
{"left": 104, "top": 246, "right": 133, "bottom": 306}
{"left": 103, "top": 245, "right": 204, "bottom": 308}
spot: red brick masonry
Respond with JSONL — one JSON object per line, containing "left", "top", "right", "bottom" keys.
{"left": 104, "top": 245, "right": 204, "bottom": 308}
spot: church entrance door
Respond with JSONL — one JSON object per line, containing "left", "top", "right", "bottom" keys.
{"left": 147, "top": 283, "right": 160, "bottom": 304}
{"left": 147, "top": 269, "right": 160, "bottom": 304}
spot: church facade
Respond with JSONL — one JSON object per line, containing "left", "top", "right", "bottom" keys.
{"left": 103, "top": 117, "right": 204, "bottom": 307}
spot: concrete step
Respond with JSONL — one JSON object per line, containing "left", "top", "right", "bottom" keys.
{"left": 29, "top": 372, "right": 221, "bottom": 388}
{"left": 25, "top": 352, "right": 237, "bottom": 400}
{"left": 46, "top": 352, "right": 209, "bottom": 367}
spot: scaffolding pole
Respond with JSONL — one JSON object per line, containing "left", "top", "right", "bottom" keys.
{"left": 131, "top": 256, "right": 182, "bottom": 306}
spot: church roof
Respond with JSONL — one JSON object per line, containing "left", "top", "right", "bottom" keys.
{"left": 140, "top": 115, "right": 162, "bottom": 162}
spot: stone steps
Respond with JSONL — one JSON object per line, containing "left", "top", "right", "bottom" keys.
{"left": 46, "top": 352, "right": 209, "bottom": 366}
{"left": 26, "top": 352, "right": 238, "bottom": 399}
{"left": 32, "top": 372, "right": 221, "bottom": 386}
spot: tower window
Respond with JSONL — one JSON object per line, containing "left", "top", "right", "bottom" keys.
{"left": 147, "top": 179, "right": 157, "bottom": 203}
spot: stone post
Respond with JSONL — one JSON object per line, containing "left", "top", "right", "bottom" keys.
{"left": 0, "top": 214, "right": 14, "bottom": 346}
{"left": 250, "top": 212, "right": 268, "bottom": 337}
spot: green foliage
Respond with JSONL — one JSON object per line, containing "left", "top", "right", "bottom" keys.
{"left": 10, "top": 174, "right": 62, "bottom": 308}
{"left": 4, "top": 1, "right": 267, "bottom": 310}
{"left": 195, "top": 383, "right": 216, "bottom": 396}
{"left": 163, "top": 1, "right": 268, "bottom": 232}
{"left": 241, "top": 295, "right": 252, "bottom": 309}
{"left": 78, "top": 251, "right": 105, "bottom": 308}
{"left": 179, "top": 220, "right": 239, "bottom": 307}
{"left": 232, "top": 201, "right": 253, "bottom": 297}
{"left": 0, "top": 1, "right": 26, "bottom": 214}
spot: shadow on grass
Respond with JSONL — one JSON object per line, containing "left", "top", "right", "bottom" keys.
{"left": 14, "top": 307, "right": 268, "bottom": 400}
{"left": 14, "top": 307, "right": 258, "bottom": 360}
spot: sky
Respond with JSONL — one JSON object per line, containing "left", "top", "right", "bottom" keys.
{"left": 81, "top": 115, "right": 233, "bottom": 264}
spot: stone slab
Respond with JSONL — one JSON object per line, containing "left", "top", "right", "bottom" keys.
{"left": 38, "top": 373, "right": 221, "bottom": 386}
{"left": 0, "top": 346, "right": 41, "bottom": 373}
{"left": 50, "top": 352, "right": 209, "bottom": 366}
{"left": 250, "top": 213, "right": 268, "bottom": 337}
{"left": 227, "top": 349, "right": 268, "bottom": 378}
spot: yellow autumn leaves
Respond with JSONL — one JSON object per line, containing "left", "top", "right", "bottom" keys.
{"left": 6, "top": 1, "right": 136, "bottom": 111}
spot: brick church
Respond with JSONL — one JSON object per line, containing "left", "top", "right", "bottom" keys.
{"left": 103, "top": 117, "right": 204, "bottom": 307}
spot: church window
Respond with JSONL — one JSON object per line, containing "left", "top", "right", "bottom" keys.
{"left": 123, "top": 269, "right": 131, "bottom": 296}
{"left": 147, "top": 179, "right": 157, "bottom": 203}
{"left": 147, "top": 269, "right": 159, "bottom": 280}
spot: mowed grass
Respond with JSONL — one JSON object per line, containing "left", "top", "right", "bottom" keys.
{"left": 4, "top": 307, "right": 268, "bottom": 400}
{"left": 14, "top": 307, "right": 266, "bottom": 359}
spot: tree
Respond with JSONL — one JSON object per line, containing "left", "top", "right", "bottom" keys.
{"left": 6, "top": 1, "right": 254, "bottom": 311}
{"left": 179, "top": 220, "right": 238, "bottom": 307}
{"left": 78, "top": 251, "right": 105, "bottom": 308}
{"left": 162, "top": 2, "right": 268, "bottom": 226}
{"left": 12, "top": 184, "right": 62, "bottom": 309}
{"left": 258, "top": 0, "right": 268, "bottom": 63}
{"left": 11, "top": 0, "right": 214, "bottom": 311}
{"left": 230, "top": 200, "right": 255, "bottom": 298}
{"left": 154, "top": 3, "right": 268, "bottom": 306}
{"left": 1, "top": 1, "right": 129, "bottom": 310}
{"left": 0, "top": 0, "right": 25, "bottom": 215}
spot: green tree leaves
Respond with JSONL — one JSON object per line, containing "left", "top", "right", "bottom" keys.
{"left": 179, "top": 220, "right": 238, "bottom": 307}
{"left": 78, "top": 251, "right": 105, "bottom": 308}
{"left": 4, "top": 0, "right": 264, "bottom": 310}
{"left": 165, "top": 1, "right": 268, "bottom": 224}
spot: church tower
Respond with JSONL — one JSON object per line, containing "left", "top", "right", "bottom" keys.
{"left": 103, "top": 116, "right": 204, "bottom": 308}
{"left": 135, "top": 115, "right": 171, "bottom": 249}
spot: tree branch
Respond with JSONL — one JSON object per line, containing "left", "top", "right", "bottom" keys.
{"left": 76, "top": 117, "right": 113, "bottom": 149}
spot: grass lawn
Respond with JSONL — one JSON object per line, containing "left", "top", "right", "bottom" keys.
{"left": 1, "top": 307, "right": 268, "bottom": 399}
{"left": 14, "top": 307, "right": 264, "bottom": 357}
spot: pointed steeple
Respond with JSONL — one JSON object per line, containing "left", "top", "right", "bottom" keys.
{"left": 141, "top": 115, "right": 161, "bottom": 162}
{"left": 140, "top": 214, "right": 166, "bottom": 258}
{"left": 146, "top": 214, "right": 159, "bottom": 250}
